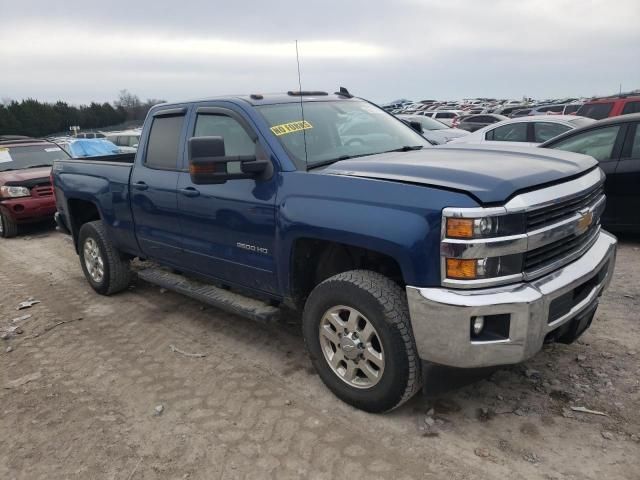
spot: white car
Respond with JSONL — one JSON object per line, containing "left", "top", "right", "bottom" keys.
{"left": 447, "top": 115, "right": 595, "bottom": 147}
{"left": 105, "top": 130, "right": 141, "bottom": 150}
{"left": 416, "top": 110, "right": 464, "bottom": 127}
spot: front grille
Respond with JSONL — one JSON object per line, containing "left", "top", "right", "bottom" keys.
{"left": 30, "top": 183, "right": 53, "bottom": 198}
{"left": 526, "top": 183, "right": 604, "bottom": 230}
{"left": 524, "top": 223, "right": 599, "bottom": 272}
{"left": 548, "top": 260, "right": 609, "bottom": 323}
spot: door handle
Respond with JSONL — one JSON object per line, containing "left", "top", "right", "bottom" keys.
{"left": 178, "top": 187, "right": 200, "bottom": 197}
{"left": 133, "top": 181, "right": 148, "bottom": 191}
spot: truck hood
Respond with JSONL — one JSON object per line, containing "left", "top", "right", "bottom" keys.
{"left": 0, "top": 167, "right": 52, "bottom": 186}
{"left": 321, "top": 145, "right": 597, "bottom": 204}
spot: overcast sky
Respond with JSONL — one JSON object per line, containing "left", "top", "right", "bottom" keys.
{"left": 1, "top": 0, "right": 638, "bottom": 105}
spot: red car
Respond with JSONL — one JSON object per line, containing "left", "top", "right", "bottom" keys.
{"left": 576, "top": 95, "right": 640, "bottom": 120}
{"left": 0, "top": 136, "right": 70, "bottom": 238}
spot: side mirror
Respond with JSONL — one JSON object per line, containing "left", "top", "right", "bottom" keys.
{"left": 188, "top": 136, "right": 270, "bottom": 185}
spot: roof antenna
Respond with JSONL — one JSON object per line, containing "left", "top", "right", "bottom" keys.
{"left": 295, "top": 40, "right": 309, "bottom": 168}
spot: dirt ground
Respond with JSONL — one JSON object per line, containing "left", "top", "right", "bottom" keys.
{"left": 1, "top": 226, "right": 639, "bottom": 480}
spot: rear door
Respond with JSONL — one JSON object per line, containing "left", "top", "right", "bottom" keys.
{"left": 130, "top": 107, "right": 187, "bottom": 263}
{"left": 176, "top": 104, "right": 278, "bottom": 293}
{"left": 615, "top": 122, "right": 640, "bottom": 230}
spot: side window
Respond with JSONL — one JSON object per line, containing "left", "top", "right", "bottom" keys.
{"left": 193, "top": 114, "right": 256, "bottom": 173}
{"left": 550, "top": 125, "right": 620, "bottom": 162}
{"left": 533, "top": 122, "right": 571, "bottom": 143}
{"left": 145, "top": 115, "right": 185, "bottom": 170}
{"left": 487, "top": 123, "right": 528, "bottom": 142}
{"left": 622, "top": 101, "right": 640, "bottom": 115}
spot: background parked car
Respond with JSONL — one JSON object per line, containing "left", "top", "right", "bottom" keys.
{"left": 0, "top": 136, "right": 70, "bottom": 237}
{"left": 56, "top": 138, "right": 127, "bottom": 158}
{"left": 397, "top": 114, "right": 470, "bottom": 144}
{"left": 454, "top": 114, "right": 508, "bottom": 132}
{"left": 540, "top": 113, "right": 640, "bottom": 233}
{"left": 448, "top": 115, "right": 594, "bottom": 147}
{"left": 492, "top": 104, "right": 531, "bottom": 116}
{"left": 105, "top": 130, "right": 141, "bottom": 149}
{"left": 511, "top": 104, "right": 566, "bottom": 117}
{"left": 417, "top": 110, "right": 464, "bottom": 127}
{"left": 75, "top": 132, "right": 105, "bottom": 139}
{"left": 576, "top": 95, "right": 640, "bottom": 120}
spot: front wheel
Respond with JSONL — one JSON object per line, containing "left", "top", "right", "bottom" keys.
{"left": 303, "top": 270, "right": 422, "bottom": 413}
{"left": 78, "top": 221, "right": 131, "bottom": 295}
{"left": 0, "top": 211, "right": 18, "bottom": 238}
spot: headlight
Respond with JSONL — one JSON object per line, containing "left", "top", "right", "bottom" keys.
{"left": 0, "top": 186, "right": 31, "bottom": 198}
{"left": 445, "top": 214, "right": 524, "bottom": 239}
{"left": 442, "top": 210, "right": 526, "bottom": 286}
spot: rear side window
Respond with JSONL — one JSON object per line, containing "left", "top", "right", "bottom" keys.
{"left": 576, "top": 103, "right": 613, "bottom": 120}
{"left": 533, "top": 122, "right": 571, "bottom": 143}
{"left": 622, "top": 101, "right": 640, "bottom": 115}
{"left": 436, "top": 112, "right": 455, "bottom": 119}
{"left": 145, "top": 115, "right": 185, "bottom": 169}
{"left": 564, "top": 104, "right": 581, "bottom": 114}
{"left": 549, "top": 125, "right": 620, "bottom": 162}
{"left": 486, "top": 123, "right": 528, "bottom": 142}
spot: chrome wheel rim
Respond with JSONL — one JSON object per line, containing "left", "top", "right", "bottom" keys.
{"left": 83, "top": 237, "right": 104, "bottom": 283}
{"left": 0, "top": 215, "right": 4, "bottom": 235}
{"left": 319, "top": 305, "right": 385, "bottom": 389}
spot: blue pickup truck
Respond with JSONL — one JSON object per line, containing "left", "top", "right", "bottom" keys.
{"left": 52, "top": 91, "right": 617, "bottom": 412}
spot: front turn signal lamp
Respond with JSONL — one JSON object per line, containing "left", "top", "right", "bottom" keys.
{"left": 446, "top": 258, "right": 477, "bottom": 279}
{"left": 446, "top": 218, "right": 474, "bottom": 238}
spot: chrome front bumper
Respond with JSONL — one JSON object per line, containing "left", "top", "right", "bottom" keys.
{"left": 406, "top": 230, "right": 617, "bottom": 368}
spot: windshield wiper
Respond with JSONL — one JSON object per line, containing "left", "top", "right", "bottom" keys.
{"left": 307, "top": 152, "right": 381, "bottom": 170}
{"left": 306, "top": 145, "right": 425, "bottom": 171}
{"left": 384, "top": 145, "right": 424, "bottom": 152}
{"left": 26, "top": 164, "right": 53, "bottom": 169}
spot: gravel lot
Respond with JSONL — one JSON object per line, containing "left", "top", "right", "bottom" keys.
{"left": 1, "top": 227, "right": 639, "bottom": 480}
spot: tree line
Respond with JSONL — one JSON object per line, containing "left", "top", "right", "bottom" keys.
{"left": 0, "top": 90, "right": 165, "bottom": 138}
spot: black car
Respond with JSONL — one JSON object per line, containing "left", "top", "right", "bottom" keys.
{"left": 456, "top": 114, "right": 508, "bottom": 132}
{"left": 540, "top": 113, "right": 640, "bottom": 233}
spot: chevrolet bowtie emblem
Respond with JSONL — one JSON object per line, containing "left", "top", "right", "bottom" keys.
{"left": 577, "top": 209, "right": 593, "bottom": 233}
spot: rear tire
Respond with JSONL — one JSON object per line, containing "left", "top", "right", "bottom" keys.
{"left": 78, "top": 221, "right": 131, "bottom": 295}
{"left": 0, "top": 211, "right": 18, "bottom": 238}
{"left": 303, "top": 270, "right": 422, "bottom": 413}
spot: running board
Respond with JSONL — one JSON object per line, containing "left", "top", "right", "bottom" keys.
{"left": 137, "top": 268, "right": 280, "bottom": 323}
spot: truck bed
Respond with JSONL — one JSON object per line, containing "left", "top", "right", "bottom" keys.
{"left": 53, "top": 156, "right": 138, "bottom": 255}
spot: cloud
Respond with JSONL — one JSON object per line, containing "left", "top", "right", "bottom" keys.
{"left": 0, "top": 0, "right": 638, "bottom": 104}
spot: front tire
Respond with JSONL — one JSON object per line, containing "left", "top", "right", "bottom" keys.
{"left": 303, "top": 270, "right": 422, "bottom": 413}
{"left": 0, "top": 211, "right": 18, "bottom": 238}
{"left": 78, "top": 221, "right": 131, "bottom": 295}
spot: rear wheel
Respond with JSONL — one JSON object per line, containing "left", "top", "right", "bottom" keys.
{"left": 303, "top": 270, "right": 422, "bottom": 412}
{"left": 78, "top": 221, "right": 131, "bottom": 295}
{"left": 0, "top": 211, "right": 18, "bottom": 238}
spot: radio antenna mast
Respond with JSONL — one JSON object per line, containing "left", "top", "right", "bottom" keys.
{"left": 295, "top": 40, "right": 309, "bottom": 167}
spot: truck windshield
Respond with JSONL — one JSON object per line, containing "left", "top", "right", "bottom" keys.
{"left": 0, "top": 144, "right": 70, "bottom": 172}
{"left": 257, "top": 100, "right": 430, "bottom": 170}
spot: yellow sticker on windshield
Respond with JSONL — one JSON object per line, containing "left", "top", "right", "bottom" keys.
{"left": 270, "top": 120, "right": 313, "bottom": 136}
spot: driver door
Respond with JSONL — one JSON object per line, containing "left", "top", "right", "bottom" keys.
{"left": 177, "top": 104, "right": 279, "bottom": 294}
